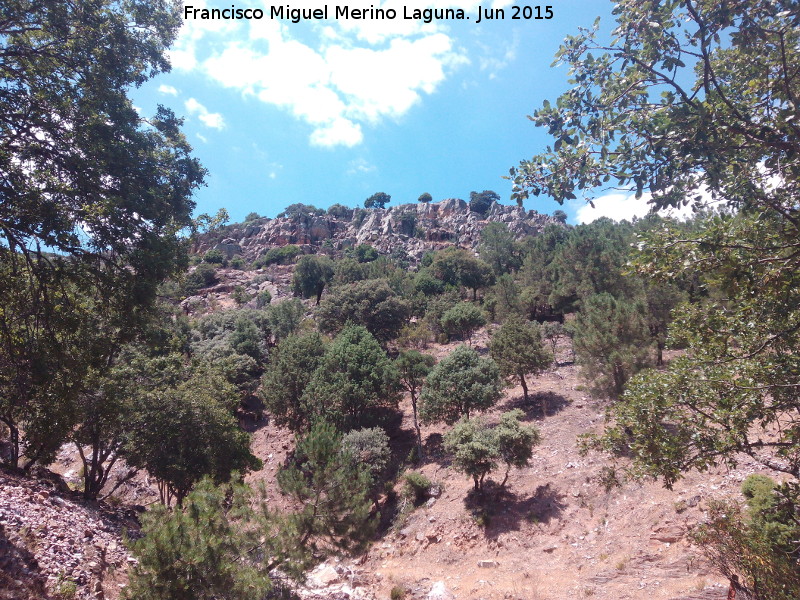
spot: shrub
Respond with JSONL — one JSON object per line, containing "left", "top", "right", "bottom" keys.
{"left": 402, "top": 472, "right": 432, "bottom": 506}
{"left": 203, "top": 248, "right": 225, "bottom": 264}
{"left": 327, "top": 203, "right": 353, "bottom": 219}
{"left": 440, "top": 302, "right": 486, "bottom": 343}
{"left": 255, "top": 289, "right": 272, "bottom": 308}
{"left": 254, "top": 245, "right": 301, "bottom": 268}
{"left": 184, "top": 263, "right": 217, "bottom": 295}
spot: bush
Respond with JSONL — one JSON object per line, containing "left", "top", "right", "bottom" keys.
{"left": 317, "top": 279, "right": 410, "bottom": 343}
{"left": 440, "top": 302, "right": 486, "bottom": 343}
{"left": 255, "top": 289, "right": 272, "bottom": 308}
{"left": 417, "top": 192, "right": 432, "bottom": 203}
{"left": 184, "top": 263, "right": 217, "bottom": 295}
{"left": 254, "top": 245, "right": 301, "bottom": 268}
{"left": 341, "top": 427, "right": 391, "bottom": 498}
{"left": 232, "top": 286, "right": 251, "bottom": 306}
{"left": 277, "top": 203, "right": 324, "bottom": 219}
{"left": 327, "top": 203, "right": 353, "bottom": 219}
{"left": 469, "top": 190, "right": 499, "bottom": 215}
{"left": 403, "top": 472, "right": 432, "bottom": 506}
{"left": 229, "top": 256, "right": 245, "bottom": 270}
{"left": 390, "top": 586, "right": 406, "bottom": 600}
{"left": 203, "top": 249, "right": 225, "bottom": 264}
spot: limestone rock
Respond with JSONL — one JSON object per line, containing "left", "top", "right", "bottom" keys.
{"left": 427, "top": 581, "right": 456, "bottom": 600}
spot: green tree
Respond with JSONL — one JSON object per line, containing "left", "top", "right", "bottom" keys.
{"left": 364, "top": 192, "right": 391, "bottom": 209}
{"left": 692, "top": 477, "right": 800, "bottom": 600}
{"left": 444, "top": 410, "right": 539, "bottom": 491}
{"left": 124, "top": 478, "right": 276, "bottom": 600}
{"left": 478, "top": 222, "right": 521, "bottom": 276}
{"left": 514, "top": 2, "right": 800, "bottom": 588}
{"left": 396, "top": 351, "right": 436, "bottom": 453}
{"left": 303, "top": 326, "right": 400, "bottom": 431}
{"left": 292, "top": 255, "right": 334, "bottom": 304}
{"left": 317, "top": 279, "right": 410, "bottom": 343}
{"left": 490, "top": 316, "right": 552, "bottom": 403}
{"left": 278, "top": 203, "right": 325, "bottom": 219}
{"left": 418, "top": 192, "right": 433, "bottom": 203}
{"left": 509, "top": 1, "right": 799, "bottom": 214}
{"left": 266, "top": 298, "right": 305, "bottom": 344}
{"left": 327, "top": 203, "right": 353, "bottom": 219}
{"left": 570, "top": 293, "right": 652, "bottom": 399}
{"left": 494, "top": 409, "right": 540, "bottom": 488}
{"left": 126, "top": 365, "right": 261, "bottom": 506}
{"left": 420, "top": 345, "right": 502, "bottom": 425}
{"left": 341, "top": 427, "right": 391, "bottom": 502}
{"left": 278, "top": 421, "right": 375, "bottom": 555}
{"left": 260, "top": 332, "right": 326, "bottom": 433}
{"left": 440, "top": 302, "right": 486, "bottom": 344}
{"left": 552, "top": 210, "right": 568, "bottom": 224}
{"left": 430, "top": 247, "right": 495, "bottom": 300}
{"left": 469, "top": 190, "right": 500, "bottom": 215}
{"left": 540, "top": 321, "right": 567, "bottom": 364}
{"left": 444, "top": 418, "right": 498, "bottom": 491}
{"left": 0, "top": 0, "right": 204, "bottom": 470}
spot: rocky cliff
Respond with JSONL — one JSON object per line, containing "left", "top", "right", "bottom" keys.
{"left": 202, "top": 199, "right": 560, "bottom": 262}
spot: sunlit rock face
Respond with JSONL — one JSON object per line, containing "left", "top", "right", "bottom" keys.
{"left": 202, "top": 199, "right": 561, "bottom": 262}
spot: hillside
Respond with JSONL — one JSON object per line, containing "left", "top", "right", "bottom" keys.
{"left": 3, "top": 238, "right": 765, "bottom": 600}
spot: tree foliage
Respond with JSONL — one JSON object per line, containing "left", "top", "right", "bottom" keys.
{"left": 430, "top": 247, "right": 494, "bottom": 300}
{"left": 0, "top": 0, "right": 204, "bottom": 470}
{"left": 364, "top": 192, "right": 391, "bottom": 209}
{"left": 444, "top": 418, "right": 498, "bottom": 490}
{"left": 478, "top": 222, "right": 522, "bottom": 276}
{"left": 317, "top": 279, "right": 410, "bottom": 343}
{"left": 292, "top": 255, "right": 334, "bottom": 304}
{"left": 260, "top": 332, "right": 326, "bottom": 433}
{"left": 420, "top": 345, "right": 502, "bottom": 425}
{"left": 303, "top": 326, "right": 400, "bottom": 431}
{"left": 691, "top": 477, "right": 800, "bottom": 600}
{"left": 126, "top": 364, "right": 260, "bottom": 506}
{"left": 440, "top": 302, "right": 486, "bottom": 344}
{"left": 278, "top": 421, "right": 375, "bottom": 556}
{"left": 490, "top": 316, "right": 552, "bottom": 402}
{"left": 124, "top": 478, "right": 276, "bottom": 600}
{"left": 444, "top": 410, "right": 539, "bottom": 490}
{"left": 509, "top": 0, "right": 800, "bottom": 212}
{"left": 570, "top": 293, "right": 652, "bottom": 399}
{"left": 469, "top": 190, "right": 499, "bottom": 215}
{"left": 396, "top": 350, "right": 436, "bottom": 452}
{"left": 522, "top": 7, "right": 800, "bottom": 567}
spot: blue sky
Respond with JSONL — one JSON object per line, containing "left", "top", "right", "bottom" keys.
{"left": 132, "top": 0, "right": 662, "bottom": 225}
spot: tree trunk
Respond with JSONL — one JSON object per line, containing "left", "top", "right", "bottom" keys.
{"left": 500, "top": 464, "right": 511, "bottom": 489}
{"left": 520, "top": 373, "right": 529, "bottom": 402}
{"left": 1, "top": 418, "right": 20, "bottom": 469}
{"left": 411, "top": 392, "right": 423, "bottom": 458}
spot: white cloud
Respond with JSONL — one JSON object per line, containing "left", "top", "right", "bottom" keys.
{"left": 184, "top": 98, "right": 226, "bottom": 130}
{"left": 347, "top": 158, "right": 377, "bottom": 175}
{"left": 168, "top": 0, "right": 498, "bottom": 147}
{"left": 196, "top": 132, "right": 208, "bottom": 143}
{"left": 310, "top": 118, "right": 363, "bottom": 148}
{"left": 158, "top": 84, "right": 179, "bottom": 96}
{"left": 574, "top": 192, "right": 698, "bottom": 224}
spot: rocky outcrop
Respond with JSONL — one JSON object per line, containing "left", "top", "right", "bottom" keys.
{"left": 203, "top": 199, "right": 561, "bottom": 262}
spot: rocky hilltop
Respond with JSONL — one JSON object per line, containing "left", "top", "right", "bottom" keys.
{"left": 202, "top": 199, "right": 560, "bottom": 262}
